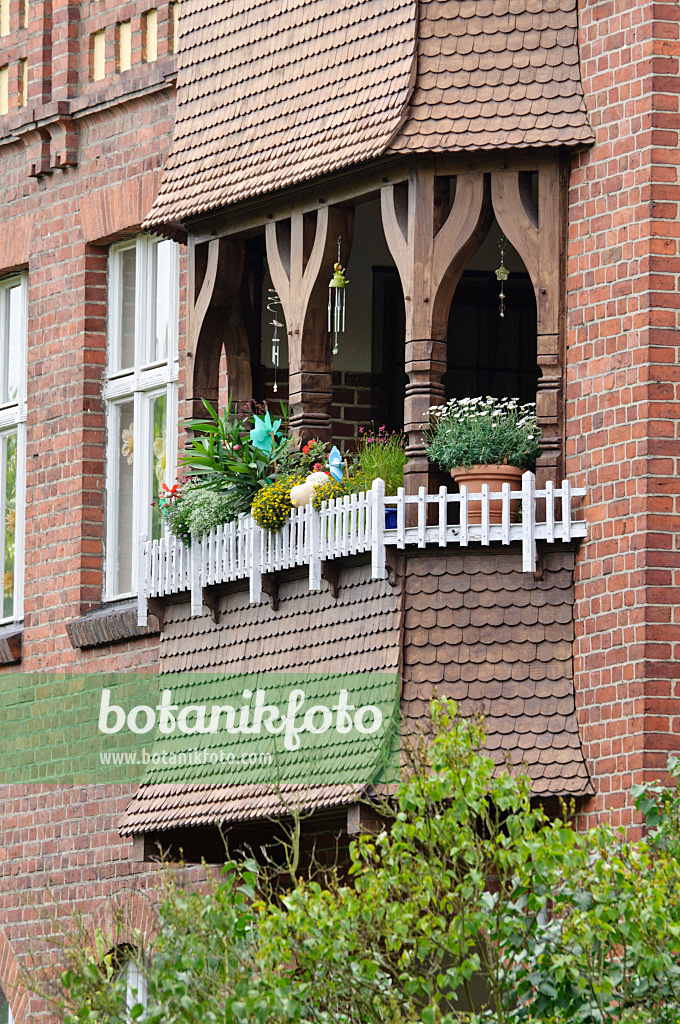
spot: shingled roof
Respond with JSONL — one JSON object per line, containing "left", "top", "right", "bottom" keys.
{"left": 121, "top": 552, "right": 591, "bottom": 836}
{"left": 390, "top": 0, "right": 595, "bottom": 154}
{"left": 401, "top": 548, "right": 593, "bottom": 799}
{"left": 145, "top": 0, "right": 593, "bottom": 228}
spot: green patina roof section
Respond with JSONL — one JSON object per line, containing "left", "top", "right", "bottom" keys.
{"left": 0, "top": 671, "right": 400, "bottom": 789}
{"left": 138, "top": 672, "right": 401, "bottom": 789}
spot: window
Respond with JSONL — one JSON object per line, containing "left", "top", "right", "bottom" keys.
{"left": 105, "top": 236, "right": 178, "bottom": 599}
{"left": 0, "top": 274, "right": 26, "bottom": 623}
{"left": 172, "top": 3, "right": 179, "bottom": 53}
{"left": 19, "top": 59, "right": 26, "bottom": 107}
{"left": 0, "top": 67, "right": 8, "bottom": 116}
{"left": 144, "top": 9, "right": 158, "bottom": 62}
{"left": 92, "top": 30, "right": 106, "bottom": 81}
{"left": 118, "top": 20, "right": 132, "bottom": 72}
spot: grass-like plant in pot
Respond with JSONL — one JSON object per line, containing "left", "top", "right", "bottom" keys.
{"left": 353, "top": 425, "right": 408, "bottom": 496}
{"left": 425, "top": 396, "right": 541, "bottom": 524}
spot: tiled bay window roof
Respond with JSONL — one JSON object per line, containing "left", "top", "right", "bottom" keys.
{"left": 144, "top": 0, "right": 594, "bottom": 229}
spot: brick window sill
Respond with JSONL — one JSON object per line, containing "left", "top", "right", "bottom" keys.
{"left": 66, "top": 600, "right": 161, "bottom": 650}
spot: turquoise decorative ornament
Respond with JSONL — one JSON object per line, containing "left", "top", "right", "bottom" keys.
{"left": 249, "top": 411, "right": 282, "bottom": 456}
{"left": 328, "top": 445, "right": 343, "bottom": 482}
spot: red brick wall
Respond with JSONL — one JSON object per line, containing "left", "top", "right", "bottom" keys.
{"left": 263, "top": 367, "right": 375, "bottom": 445}
{"left": 568, "top": 0, "right": 680, "bottom": 828}
{"left": 0, "top": 6, "right": 183, "bottom": 1017}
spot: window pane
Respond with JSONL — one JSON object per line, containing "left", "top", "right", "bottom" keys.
{"left": 151, "top": 240, "right": 174, "bottom": 362}
{"left": 150, "top": 392, "right": 167, "bottom": 541}
{"left": 5, "top": 283, "right": 22, "bottom": 404}
{"left": 2, "top": 432, "right": 16, "bottom": 619}
{"left": 116, "top": 401, "right": 135, "bottom": 594}
{"left": 119, "top": 248, "right": 136, "bottom": 370}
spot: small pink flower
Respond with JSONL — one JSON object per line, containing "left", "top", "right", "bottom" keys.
{"left": 234, "top": 445, "right": 239, "bottom": 450}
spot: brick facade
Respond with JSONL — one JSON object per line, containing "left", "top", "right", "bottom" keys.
{"left": 567, "top": 0, "right": 680, "bottom": 829}
{"left": 0, "top": 0, "right": 678, "bottom": 1017}
{"left": 0, "top": 5, "right": 183, "bottom": 1018}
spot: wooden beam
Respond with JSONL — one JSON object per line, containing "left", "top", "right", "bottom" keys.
{"left": 266, "top": 206, "right": 354, "bottom": 441}
{"left": 187, "top": 237, "right": 245, "bottom": 421}
{"left": 381, "top": 166, "right": 491, "bottom": 495}
{"left": 491, "top": 161, "right": 565, "bottom": 482}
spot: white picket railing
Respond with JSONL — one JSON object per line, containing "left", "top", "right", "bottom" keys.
{"left": 137, "top": 473, "right": 587, "bottom": 625}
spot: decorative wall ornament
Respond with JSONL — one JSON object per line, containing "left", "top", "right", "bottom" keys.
{"left": 495, "top": 234, "right": 509, "bottom": 318}
{"left": 328, "top": 237, "right": 348, "bottom": 356}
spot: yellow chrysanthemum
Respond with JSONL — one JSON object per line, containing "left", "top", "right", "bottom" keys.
{"left": 5, "top": 508, "right": 15, "bottom": 533}
{"left": 3, "top": 570, "right": 13, "bottom": 596}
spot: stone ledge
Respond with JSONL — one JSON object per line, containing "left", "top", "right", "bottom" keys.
{"left": 66, "top": 601, "right": 161, "bottom": 650}
{"left": 0, "top": 625, "right": 22, "bottom": 665}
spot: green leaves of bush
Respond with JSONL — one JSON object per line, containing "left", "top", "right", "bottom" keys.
{"left": 29, "top": 701, "right": 680, "bottom": 1024}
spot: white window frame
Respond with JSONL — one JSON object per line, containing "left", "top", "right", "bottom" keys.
{"left": 104, "top": 235, "right": 179, "bottom": 601}
{"left": 0, "top": 273, "right": 27, "bottom": 624}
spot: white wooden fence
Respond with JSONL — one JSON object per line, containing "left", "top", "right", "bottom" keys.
{"left": 137, "top": 473, "right": 587, "bottom": 625}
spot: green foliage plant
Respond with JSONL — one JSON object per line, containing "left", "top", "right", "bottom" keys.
{"left": 425, "top": 396, "right": 542, "bottom": 472}
{"left": 23, "top": 703, "right": 680, "bottom": 1024}
{"left": 181, "top": 397, "right": 290, "bottom": 508}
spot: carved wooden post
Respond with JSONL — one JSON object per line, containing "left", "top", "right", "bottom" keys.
{"left": 381, "top": 165, "right": 492, "bottom": 494}
{"left": 491, "top": 160, "right": 564, "bottom": 484}
{"left": 266, "top": 206, "right": 354, "bottom": 443}
{"left": 187, "top": 236, "right": 246, "bottom": 422}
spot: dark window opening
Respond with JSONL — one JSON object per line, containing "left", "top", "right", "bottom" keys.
{"left": 371, "top": 266, "right": 538, "bottom": 432}
{"left": 371, "top": 266, "right": 406, "bottom": 432}
{"left": 444, "top": 270, "right": 539, "bottom": 406}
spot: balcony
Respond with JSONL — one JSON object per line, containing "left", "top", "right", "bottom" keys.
{"left": 137, "top": 472, "right": 587, "bottom": 626}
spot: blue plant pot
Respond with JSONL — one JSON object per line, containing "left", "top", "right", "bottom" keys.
{"left": 385, "top": 508, "right": 397, "bottom": 530}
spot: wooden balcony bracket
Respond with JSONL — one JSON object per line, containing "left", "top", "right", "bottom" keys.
{"left": 187, "top": 236, "right": 247, "bottom": 422}
{"left": 266, "top": 205, "right": 354, "bottom": 442}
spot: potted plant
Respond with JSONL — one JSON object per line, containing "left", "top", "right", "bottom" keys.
{"left": 424, "top": 396, "right": 541, "bottom": 524}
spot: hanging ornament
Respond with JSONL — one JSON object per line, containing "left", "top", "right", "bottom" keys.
{"left": 266, "top": 288, "right": 283, "bottom": 393}
{"left": 495, "top": 234, "right": 510, "bottom": 319}
{"left": 328, "top": 236, "right": 348, "bottom": 356}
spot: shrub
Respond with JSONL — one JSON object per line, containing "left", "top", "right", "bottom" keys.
{"left": 425, "top": 395, "right": 542, "bottom": 472}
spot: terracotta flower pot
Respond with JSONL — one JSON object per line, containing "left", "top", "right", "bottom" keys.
{"left": 450, "top": 464, "right": 524, "bottom": 525}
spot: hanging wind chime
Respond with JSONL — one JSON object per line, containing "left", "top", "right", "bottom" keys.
{"left": 328, "top": 236, "right": 348, "bottom": 356}
{"left": 266, "top": 288, "right": 283, "bottom": 393}
{"left": 495, "top": 234, "right": 510, "bottom": 318}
